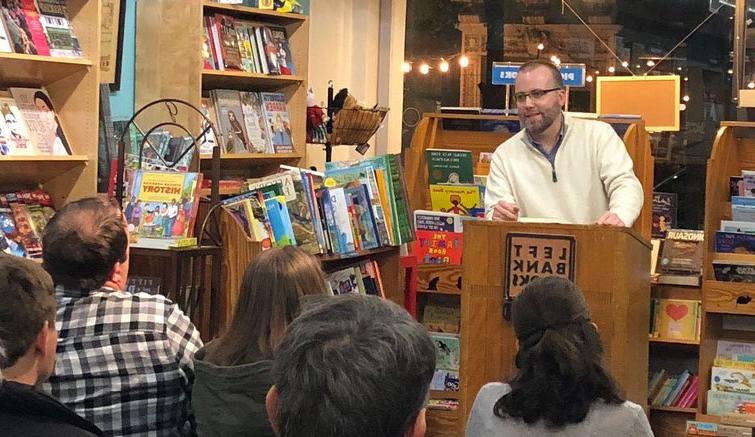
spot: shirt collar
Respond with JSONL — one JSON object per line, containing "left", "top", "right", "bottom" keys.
{"left": 525, "top": 113, "right": 566, "bottom": 149}
{"left": 56, "top": 284, "right": 118, "bottom": 297}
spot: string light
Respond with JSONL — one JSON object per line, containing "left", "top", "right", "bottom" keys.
{"left": 439, "top": 59, "right": 450, "bottom": 73}
{"left": 677, "top": 67, "right": 683, "bottom": 71}
{"left": 459, "top": 55, "right": 470, "bottom": 68}
{"left": 595, "top": 70, "right": 600, "bottom": 75}
{"left": 749, "top": 82, "right": 755, "bottom": 89}
{"left": 635, "top": 65, "right": 641, "bottom": 69}
{"left": 684, "top": 77, "right": 689, "bottom": 82}
{"left": 537, "top": 43, "right": 545, "bottom": 51}
{"left": 586, "top": 75, "right": 594, "bottom": 83}
{"left": 621, "top": 61, "right": 629, "bottom": 68}
{"left": 419, "top": 63, "right": 430, "bottom": 75}
{"left": 682, "top": 95, "right": 690, "bottom": 102}
{"left": 680, "top": 103, "right": 687, "bottom": 111}
{"left": 646, "top": 60, "right": 656, "bottom": 67}
{"left": 550, "top": 55, "right": 561, "bottom": 66}
{"left": 402, "top": 62, "right": 412, "bottom": 73}
{"left": 608, "top": 66, "right": 616, "bottom": 73}
{"left": 728, "top": 69, "right": 734, "bottom": 75}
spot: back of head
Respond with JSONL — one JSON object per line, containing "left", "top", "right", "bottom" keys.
{"left": 494, "top": 277, "right": 623, "bottom": 427}
{"left": 271, "top": 294, "right": 436, "bottom": 437}
{"left": 210, "top": 246, "right": 329, "bottom": 365}
{"left": 42, "top": 197, "right": 127, "bottom": 291}
{"left": 0, "top": 255, "right": 55, "bottom": 372}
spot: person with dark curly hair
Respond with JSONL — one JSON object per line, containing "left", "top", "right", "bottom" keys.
{"left": 466, "top": 277, "right": 652, "bottom": 436}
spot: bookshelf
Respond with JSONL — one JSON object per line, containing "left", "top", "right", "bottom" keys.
{"left": 405, "top": 113, "right": 653, "bottom": 437}
{"left": 699, "top": 121, "right": 755, "bottom": 422}
{"left": 0, "top": 0, "right": 101, "bottom": 208}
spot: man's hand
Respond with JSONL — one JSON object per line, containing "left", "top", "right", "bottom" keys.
{"left": 597, "top": 211, "right": 626, "bottom": 227}
{"left": 492, "top": 201, "right": 519, "bottom": 221}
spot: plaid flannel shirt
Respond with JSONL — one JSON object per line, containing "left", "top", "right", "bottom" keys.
{"left": 41, "top": 286, "right": 203, "bottom": 437}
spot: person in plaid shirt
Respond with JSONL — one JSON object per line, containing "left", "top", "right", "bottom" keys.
{"left": 39, "top": 197, "right": 203, "bottom": 436}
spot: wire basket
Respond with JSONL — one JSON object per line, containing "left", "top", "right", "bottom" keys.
{"left": 328, "top": 106, "right": 389, "bottom": 146}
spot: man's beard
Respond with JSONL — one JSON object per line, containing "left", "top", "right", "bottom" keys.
{"left": 520, "top": 108, "right": 559, "bottom": 136}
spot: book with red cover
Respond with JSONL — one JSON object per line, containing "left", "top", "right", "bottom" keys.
{"left": 414, "top": 210, "right": 463, "bottom": 265}
{"left": 214, "top": 14, "right": 242, "bottom": 70}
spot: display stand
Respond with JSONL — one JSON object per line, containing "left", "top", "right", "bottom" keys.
{"left": 113, "top": 98, "right": 224, "bottom": 339}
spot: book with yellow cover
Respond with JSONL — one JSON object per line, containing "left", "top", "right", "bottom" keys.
{"left": 654, "top": 298, "right": 700, "bottom": 341}
{"left": 429, "top": 184, "right": 481, "bottom": 216}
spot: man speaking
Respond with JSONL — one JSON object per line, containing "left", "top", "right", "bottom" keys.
{"left": 485, "top": 60, "right": 643, "bottom": 227}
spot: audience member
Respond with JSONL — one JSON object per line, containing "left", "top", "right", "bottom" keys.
{"left": 192, "top": 246, "right": 330, "bottom": 437}
{"left": 0, "top": 255, "right": 102, "bottom": 437}
{"left": 466, "top": 276, "right": 653, "bottom": 436}
{"left": 40, "top": 197, "right": 203, "bottom": 436}
{"left": 266, "top": 294, "right": 436, "bottom": 437}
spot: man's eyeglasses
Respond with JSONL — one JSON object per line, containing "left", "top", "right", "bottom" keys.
{"left": 514, "top": 87, "right": 562, "bottom": 103}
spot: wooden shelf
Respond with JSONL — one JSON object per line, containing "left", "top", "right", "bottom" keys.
{"left": 721, "top": 121, "right": 755, "bottom": 128}
{"left": 318, "top": 246, "right": 398, "bottom": 264}
{"left": 0, "top": 53, "right": 93, "bottom": 86}
{"left": 702, "top": 280, "right": 755, "bottom": 316}
{"left": 429, "top": 391, "right": 461, "bottom": 400}
{"left": 202, "top": 1, "right": 308, "bottom": 22}
{"left": 202, "top": 70, "right": 305, "bottom": 90}
{"left": 199, "top": 152, "right": 303, "bottom": 169}
{"left": 649, "top": 336, "right": 700, "bottom": 346}
{"left": 650, "top": 406, "right": 697, "bottom": 414}
{"left": 0, "top": 155, "right": 89, "bottom": 186}
{"left": 418, "top": 288, "right": 462, "bottom": 296}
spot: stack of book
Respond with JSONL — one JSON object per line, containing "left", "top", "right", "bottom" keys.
{"left": 220, "top": 154, "right": 413, "bottom": 256}
{"left": 0, "top": 0, "right": 81, "bottom": 57}
{"left": 202, "top": 90, "right": 293, "bottom": 155}
{"left": 0, "top": 87, "right": 72, "bottom": 156}
{"left": 707, "top": 340, "right": 755, "bottom": 416}
{"left": 421, "top": 295, "right": 461, "bottom": 402}
{"left": 207, "top": 0, "right": 304, "bottom": 14}
{"left": 0, "top": 189, "right": 55, "bottom": 259}
{"left": 648, "top": 368, "right": 698, "bottom": 409}
{"left": 653, "top": 229, "right": 704, "bottom": 286}
{"left": 203, "top": 12, "right": 296, "bottom": 75}
{"left": 325, "top": 260, "right": 385, "bottom": 297}
{"left": 711, "top": 170, "right": 755, "bottom": 282}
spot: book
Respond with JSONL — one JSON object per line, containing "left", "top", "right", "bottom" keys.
{"left": 659, "top": 229, "right": 704, "bottom": 274}
{"left": 214, "top": 14, "right": 242, "bottom": 70}
{"left": 743, "top": 170, "right": 755, "bottom": 197}
{"left": 260, "top": 92, "right": 293, "bottom": 152}
{"left": 0, "top": 94, "right": 34, "bottom": 155}
{"left": 430, "top": 332, "right": 460, "bottom": 372}
{"left": 731, "top": 176, "right": 746, "bottom": 197}
{"left": 716, "top": 231, "right": 755, "bottom": 254}
{"left": 713, "top": 260, "right": 755, "bottom": 282}
{"left": 239, "top": 91, "right": 272, "bottom": 153}
{"left": 429, "top": 184, "right": 481, "bottom": 216}
{"left": 0, "top": 8, "right": 12, "bottom": 52}
{"left": 259, "top": 26, "right": 280, "bottom": 74}
{"left": 430, "top": 369, "right": 459, "bottom": 392}
{"left": 124, "top": 170, "right": 202, "bottom": 249}
{"left": 414, "top": 210, "right": 464, "bottom": 265}
{"left": 721, "top": 220, "right": 755, "bottom": 234}
{"left": 18, "top": 0, "right": 48, "bottom": 55}
{"left": 326, "top": 267, "right": 361, "bottom": 295}
{"left": 712, "top": 367, "right": 755, "bottom": 395}
{"left": 425, "top": 148, "right": 474, "bottom": 185}
{"left": 268, "top": 25, "right": 295, "bottom": 75}
{"left": 652, "top": 192, "right": 677, "bottom": 238}
{"left": 707, "top": 390, "right": 755, "bottom": 415}
{"left": 717, "top": 340, "right": 755, "bottom": 363}
{"left": 264, "top": 195, "right": 296, "bottom": 247}
{"left": 1, "top": 2, "right": 37, "bottom": 54}
{"left": 422, "top": 297, "right": 460, "bottom": 333}
{"left": 212, "top": 89, "right": 250, "bottom": 153}
{"left": 10, "top": 87, "right": 71, "bottom": 155}
{"left": 653, "top": 298, "right": 700, "bottom": 341}
{"left": 199, "top": 97, "right": 219, "bottom": 154}
{"left": 34, "top": 0, "right": 81, "bottom": 57}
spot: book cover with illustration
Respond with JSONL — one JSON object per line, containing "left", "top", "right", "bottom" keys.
{"left": 654, "top": 298, "right": 700, "bottom": 341}
{"left": 430, "top": 332, "right": 460, "bottom": 372}
{"left": 0, "top": 94, "right": 34, "bottom": 155}
{"left": 659, "top": 229, "right": 704, "bottom": 274}
{"left": 124, "top": 170, "right": 202, "bottom": 248}
{"left": 429, "top": 184, "right": 481, "bottom": 216}
{"left": 715, "top": 231, "right": 755, "bottom": 254}
{"left": 430, "top": 369, "right": 460, "bottom": 392}
{"left": 713, "top": 260, "right": 755, "bottom": 282}
{"left": 264, "top": 195, "right": 296, "bottom": 247}
{"left": 326, "top": 267, "right": 361, "bottom": 295}
{"left": 414, "top": 210, "right": 464, "bottom": 265}
{"left": 35, "top": 0, "right": 81, "bottom": 57}
{"left": 10, "top": 87, "right": 71, "bottom": 155}
{"left": 422, "top": 298, "right": 460, "bottom": 334}
{"left": 0, "top": 9, "right": 12, "bottom": 52}
{"left": 212, "top": 89, "right": 249, "bottom": 153}
{"left": 425, "top": 149, "right": 474, "bottom": 184}
{"left": 260, "top": 92, "right": 293, "bottom": 152}
{"left": 268, "top": 25, "right": 295, "bottom": 75}
{"left": 239, "top": 91, "right": 272, "bottom": 153}
{"left": 344, "top": 184, "right": 380, "bottom": 250}
{"left": 652, "top": 192, "right": 677, "bottom": 238}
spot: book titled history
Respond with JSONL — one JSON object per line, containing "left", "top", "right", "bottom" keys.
{"left": 425, "top": 149, "right": 474, "bottom": 185}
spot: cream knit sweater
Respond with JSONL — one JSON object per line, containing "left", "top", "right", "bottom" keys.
{"left": 484, "top": 116, "right": 643, "bottom": 226}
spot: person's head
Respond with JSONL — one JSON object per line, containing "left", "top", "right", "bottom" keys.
{"left": 515, "top": 60, "right": 565, "bottom": 136}
{"left": 494, "top": 276, "right": 623, "bottom": 427}
{"left": 210, "top": 246, "right": 329, "bottom": 365}
{"left": 33, "top": 91, "right": 54, "bottom": 112}
{"left": 266, "top": 294, "right": 435, "bottom": 437}
{"left": 42, "top": 197, "right": 129, "bottom": 292}
{"left": 0, "top": 255, "right": 57, "bottom": 385}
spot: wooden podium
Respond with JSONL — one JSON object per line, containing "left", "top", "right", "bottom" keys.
{"left": 459, "top": 220, "right": 651, "bottom": 424}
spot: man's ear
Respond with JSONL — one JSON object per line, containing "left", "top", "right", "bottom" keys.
{"left": 34, "top": 321, "right": 50, "bottom": 356}
{"left": 265, "top": 385, "right": 280, "bottom": 435}
{"left": 405, "top": 408, "right": 427, "bottom": 437}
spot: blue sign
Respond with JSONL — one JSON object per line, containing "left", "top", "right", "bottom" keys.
{"left": 492, "top": 63, "right": 586, "bottom": 87}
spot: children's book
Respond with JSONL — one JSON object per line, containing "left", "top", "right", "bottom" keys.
{"left": 653, "top": 299, "right": 700, "bottom": 340}
{"left": 429, "top": 184, "right": 481, "bottom": 216}
{"left": 212, "top": 89, "right": 249, "bottom": 153}
{"left": 659, "top": 229, "right": 704, "bottom": 274}
{"left": 260, "top": 92, "right": 293, "bottom": 152}
{"left": 0, "top": 94, "right": 34, "bottom": 155}
{"left": 267, "top": 25, "right": 295, "bottom": 75}
{"left": 35, "top": 0, "right": 81, "bottom": 57}
{"left": 414, "top": 210, "right": 464, "bottom": 265}
{"left": 239, "top": 91, "right": 272, "bottom": 153}
{"left": 10, "top": 87, "right": 71, "bottom": 155}
{"left": 430, "top": 332, "right": 460, "bottom": 371}
{"left": 425, "top": 149, "right": 474, "bottom": 184}
{"left": 264, "top": 195, "right": 296, "bottom": 247}
{"left": 652, "top": 192, "right": 677, "bottom": 239}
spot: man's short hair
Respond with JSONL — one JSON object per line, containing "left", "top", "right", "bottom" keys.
{"left": 519, "top": 59, "right": 564, "bottom": 89}
{"left": 42, "top": 197, "right": 127, "bottom": 291}
{"left": 0, "top": 255, "right": 55, "bottom": 369}
{"left": 271, "top": 295, "right": 436, "bottom": 437}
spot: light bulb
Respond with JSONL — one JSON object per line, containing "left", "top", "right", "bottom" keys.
{"left": 728, "top": 69, "right": 734, "bottom": 75}
{"left": 608, "top": 66, "right": 616, "bottom": 73}
{"left": 680, "top": 103, "right": 687, "bottom": 111}
{"left": 439, "top": 60, "right": 449, "bottom": 73}
{"left": 402, "top": 62, "right": 412, "bottom": 73}
{"left": 550, "top": 55, "right": 561, "bottom": 66}
{"left": 586, "top": 75, "right": 594, "bottom": 83}
{"left": 419, "top": 63, "right": 430, "bottom": 75}
{"left": 646, "top": 60, "right": 656, "bottom": 67}
{"left": 684, "top": 77, "right": 689, "bottom": 81}
{"left": 621, "top": 61, "right": 628, "bottom": 68}
{"left": 459, "top": 55, "right": 469, "bottom": 68}
{"left": 537, "top": 43, "right": 545, "bottom": 51}
{"left": 748, "top": 82, "right": 755, "bottom": 89}
{"left": 682, "top": 95, "right": 690, "bottom": 102}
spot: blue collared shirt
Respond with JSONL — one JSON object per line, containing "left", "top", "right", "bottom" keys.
{"left": 524, "top": 115, "right": 566, "bottom": 182}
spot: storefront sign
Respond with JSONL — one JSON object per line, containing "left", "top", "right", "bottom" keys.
{"left": 503, "top": 233, "right": 576, "bottom": 299}
{"left": 491, "top": 63, "right": 586, "bottom": 87}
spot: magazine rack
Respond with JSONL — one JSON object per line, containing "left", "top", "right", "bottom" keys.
{"left": 113, "top": 98, "right": 225, "bottom": 339}
{"left": 322, "top": 82, "right": 389, "bottom": 162}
